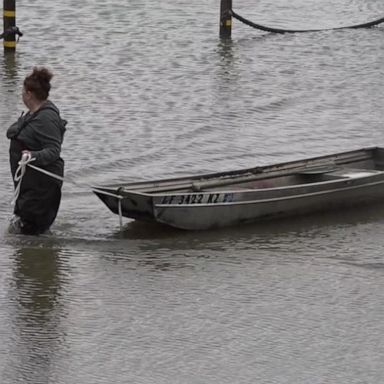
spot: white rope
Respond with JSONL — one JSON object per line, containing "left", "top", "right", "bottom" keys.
{"left": 91, "top": 187, "right": 124, "bottom": 231}
{"left": 118, "top": 199, "right": 123, "bottom": 229}
{"left": 11, "top": 152, "right": 36, "bottom": 205}
{"left": 11, "top": 154, "right": 126, "bottom": 230}
{"left": 28, "top": 163, "right": 65, "bottom": 183}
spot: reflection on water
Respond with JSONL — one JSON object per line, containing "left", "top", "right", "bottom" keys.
{"left": 0, "top": 52, "right": 22, "bottom": 109}
{"left": 2, "top": 247, "right": 65, "bottom": 384}
{"left": 1, "top": 52, "right": 19, "bottom": 82}
{"left": 115, "top": 201, "right": 384, "bottom": 242}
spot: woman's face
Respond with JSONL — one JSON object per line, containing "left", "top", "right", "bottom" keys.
{"left": 22, "top": 86, "right": 32, "bottom": 107}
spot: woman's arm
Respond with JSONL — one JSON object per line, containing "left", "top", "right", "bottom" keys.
{"left": 27, "top": 110, "right": 64, "bottom": 166}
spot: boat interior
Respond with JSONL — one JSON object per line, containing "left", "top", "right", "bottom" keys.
{"left": 187, "top": 153, "right": 384, "bottom": 193}
{"left": 121, "top": 148, "right": 384, "bottom": 194}
{"left": 205, "top": 166, "right": 384, "bottom": 192}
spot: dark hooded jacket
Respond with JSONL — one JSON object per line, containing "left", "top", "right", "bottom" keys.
{"left": 7, "top": 100, "right": 67, "bottom": 234}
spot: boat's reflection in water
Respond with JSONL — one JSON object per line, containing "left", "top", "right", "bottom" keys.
{"left": 115, "top": 201, "right": 384, "bottom": 241}
{"left": 105, "top": 202, "right": 384, "bottom": 272}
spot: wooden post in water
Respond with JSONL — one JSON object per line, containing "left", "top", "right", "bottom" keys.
{"left": 220, "top": 0, "right": 232, "bottom": 38}
{"left": 3, "top": 0, "right": 16, "bottom": 51}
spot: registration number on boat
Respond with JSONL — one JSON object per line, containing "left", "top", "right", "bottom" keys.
{"left": 160, "top": 193, "right": 234, "bottom": 205}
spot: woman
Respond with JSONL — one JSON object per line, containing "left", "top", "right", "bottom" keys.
{"left": 7, "top": 67, "right": 67, "bottom": 235}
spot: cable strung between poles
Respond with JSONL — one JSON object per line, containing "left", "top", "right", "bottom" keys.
{"left": 230, "top": 10, "right": 384, "bottom": 34}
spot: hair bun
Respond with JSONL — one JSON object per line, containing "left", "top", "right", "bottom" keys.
{"left": 24, "top": 66, "right": 53, "bottom": 101}
{"left": 32, "top": 67, "right": 53, "bottom": 84}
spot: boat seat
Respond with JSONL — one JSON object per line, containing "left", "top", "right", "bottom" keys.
{"left": 299, "top": 167, "right": 383, "bottom": 180}
{"left": 335, "top": 169, "right": 384, "bottom": 178}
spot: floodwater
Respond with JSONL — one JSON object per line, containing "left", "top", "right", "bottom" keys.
{"left": 1, "top": 0, "right": 384, "bottom": 383}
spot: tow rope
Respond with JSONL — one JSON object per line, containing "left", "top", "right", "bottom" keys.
{"left": 12, "top": 154, "right": 125, "bottom": 230}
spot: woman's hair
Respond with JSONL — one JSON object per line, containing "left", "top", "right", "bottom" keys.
{"left": 23, "top": 67, "right": 53, "bottom": 101}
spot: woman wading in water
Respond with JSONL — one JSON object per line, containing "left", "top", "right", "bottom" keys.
{"left": 7, "top": 67, "right": 67, "bottom": 235}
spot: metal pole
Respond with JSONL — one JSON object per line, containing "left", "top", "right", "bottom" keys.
{"left": 220, "top": 0, "right": 232, "bottom": 38}
{"left": 3, "top": 0, "right": 16, "bottom": 51}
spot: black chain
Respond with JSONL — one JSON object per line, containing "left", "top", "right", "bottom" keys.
{"left": 230, "top": 10, "right": 384, "bottom": 34}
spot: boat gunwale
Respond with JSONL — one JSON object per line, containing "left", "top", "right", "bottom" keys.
{"left": 95, "top": 169, "right": 384, "bottom": 199}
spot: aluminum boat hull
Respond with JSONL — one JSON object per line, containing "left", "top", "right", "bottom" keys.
{"left": 93, "top": 147, "right": 384, "bottom": 230}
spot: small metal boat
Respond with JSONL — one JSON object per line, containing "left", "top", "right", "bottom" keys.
{"left": 93, "top": 147, "right": 384, "bottom": 230}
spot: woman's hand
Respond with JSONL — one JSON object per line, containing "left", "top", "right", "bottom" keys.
{"left": 21, "top": 150, "right": 32, "bottom": 162}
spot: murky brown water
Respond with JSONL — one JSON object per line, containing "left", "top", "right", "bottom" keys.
{"left": 1, "top": 0, "right": 384, "bottom": 383}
